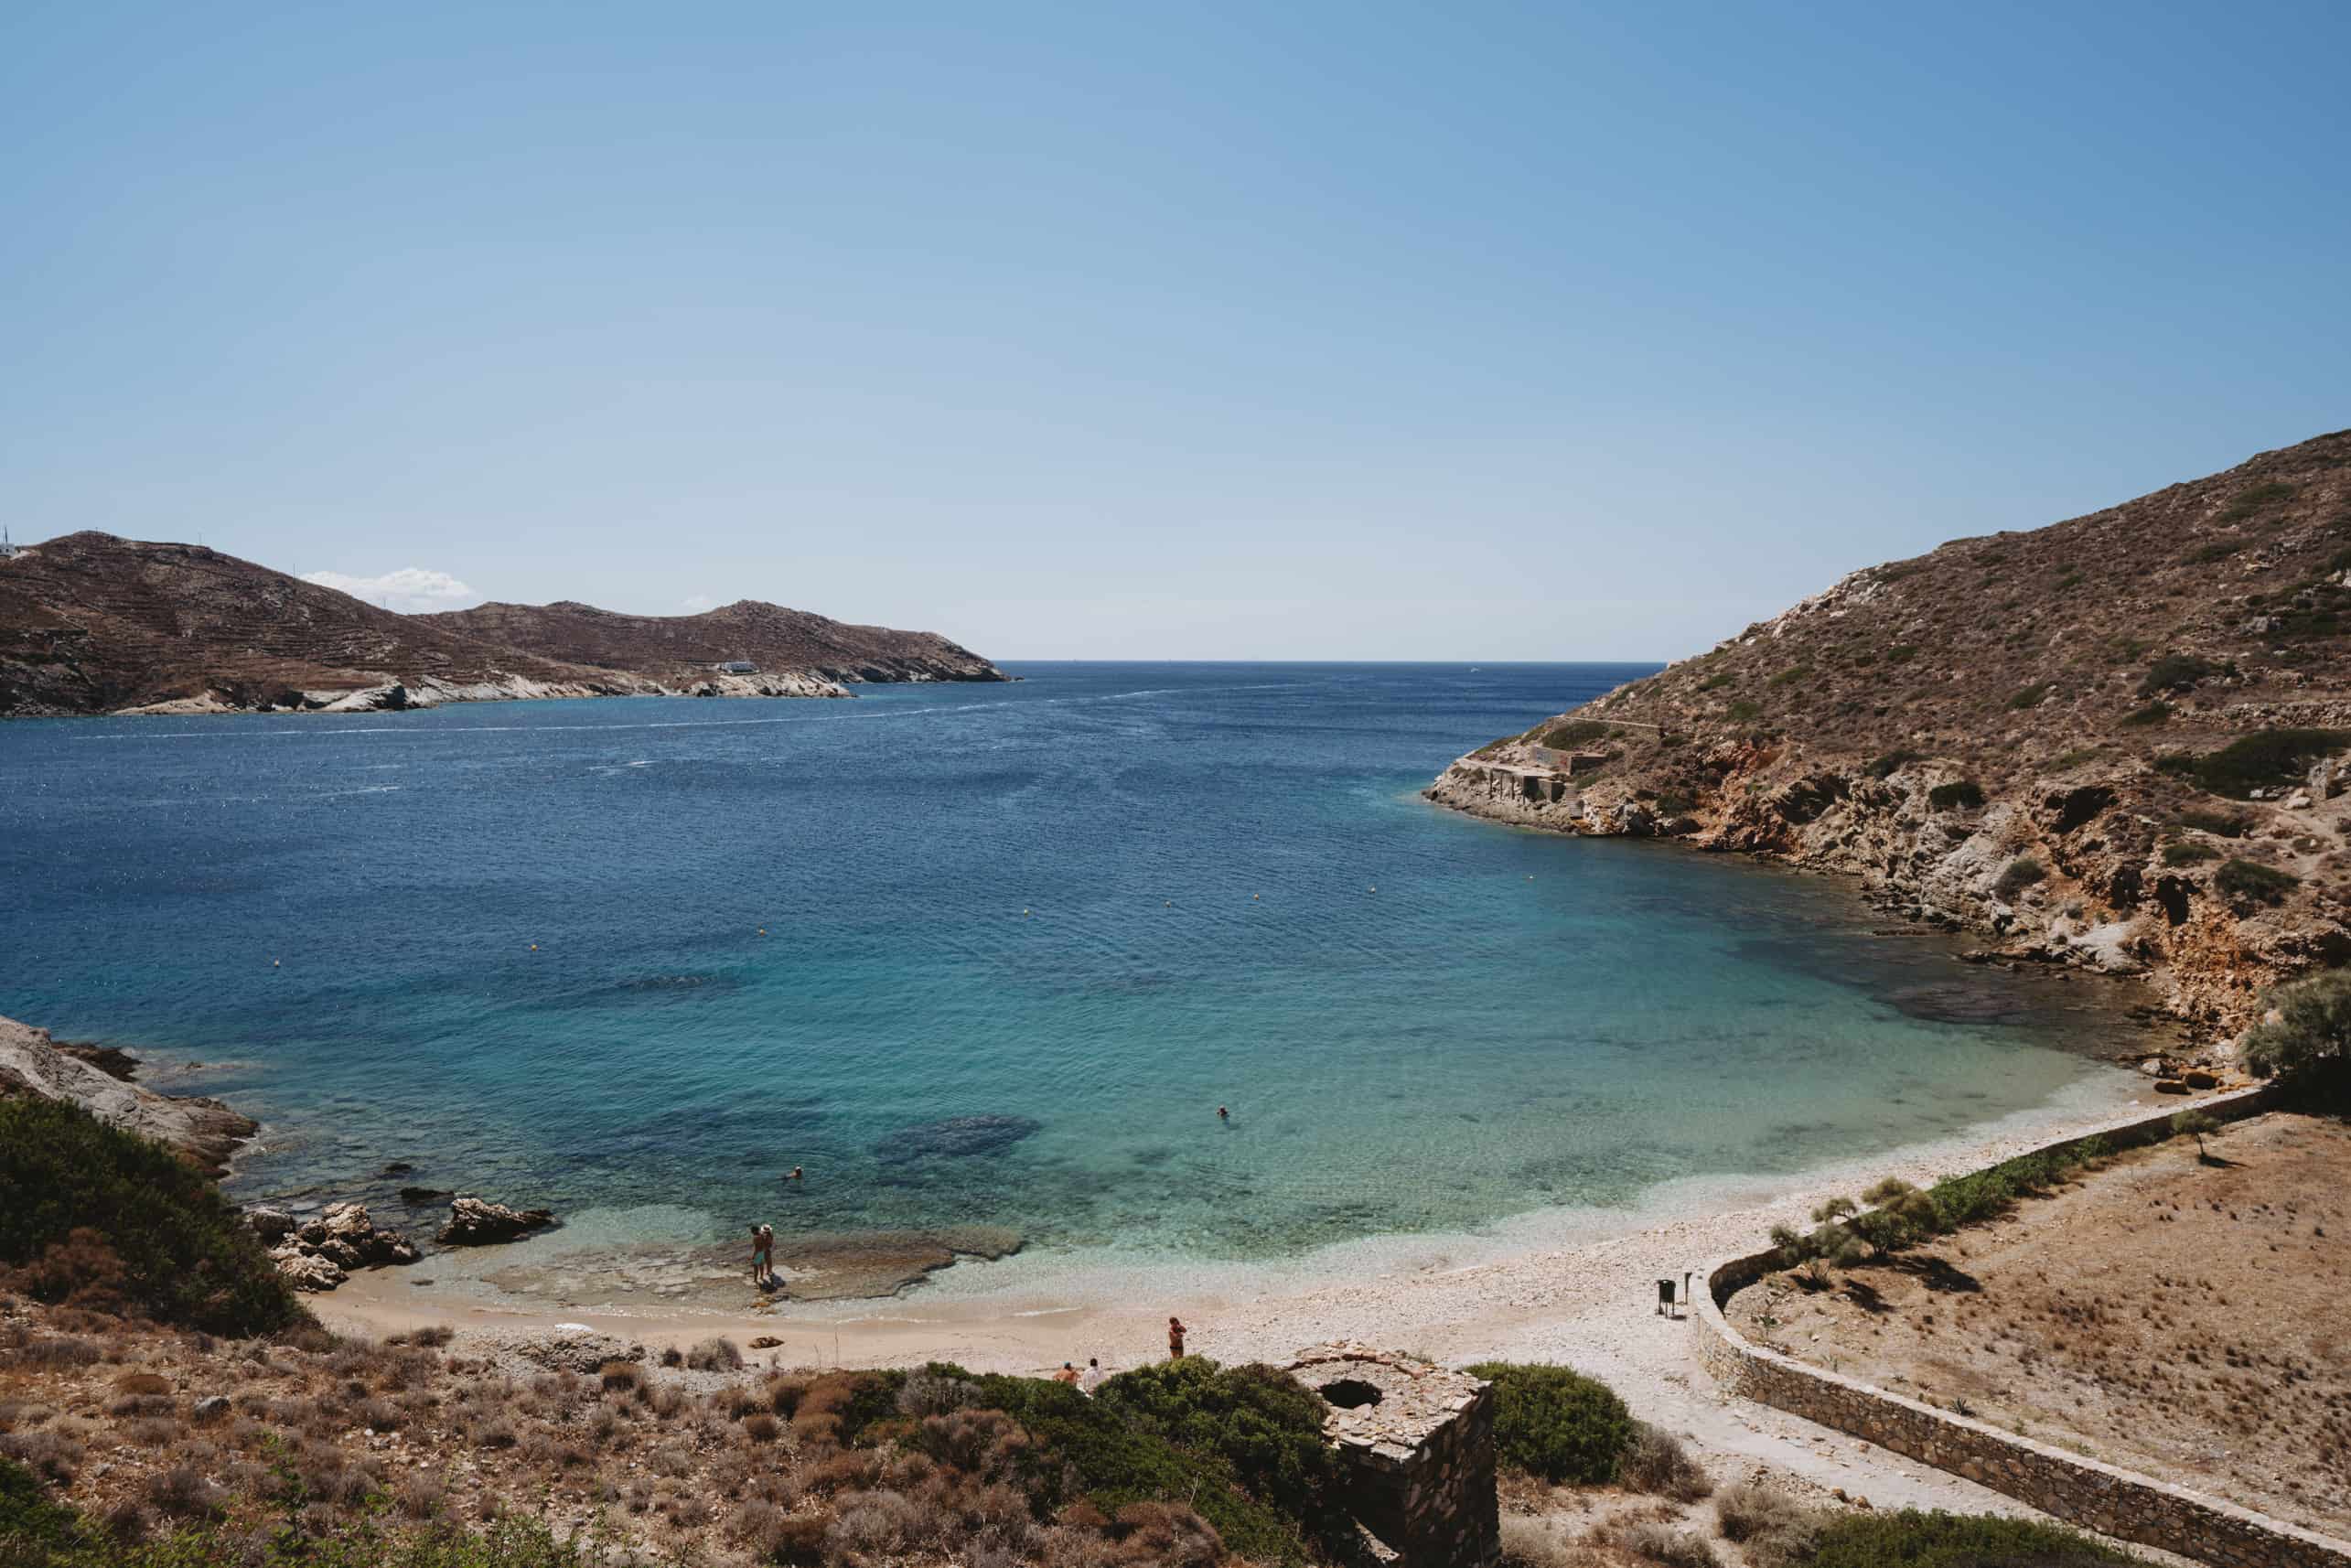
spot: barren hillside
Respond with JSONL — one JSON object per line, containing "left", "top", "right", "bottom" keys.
{"left": 1430, "top": 429, "right": 2351, "bottom": 1037}
{"left": 424, "top": 597, "right": 1004, "bottom": 685}
{"left": 0, "top": 534, "right": 1002, "bottom": 716}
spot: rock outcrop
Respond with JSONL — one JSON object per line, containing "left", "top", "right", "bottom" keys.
{"left": 0, "top": 532, "right": 1004, "bottom": 717}
{"left": 1430, "top": 430, "right": 2351, "bottom": 1043}
{"left": 0, "top": 1013, "right": 255, "bottom": 1175}
{"left": 436, "top": 1197, "right": 556, "bottom": 1246}
{"left": 266, "top": 1202, "right": 419, "bottom": 1292}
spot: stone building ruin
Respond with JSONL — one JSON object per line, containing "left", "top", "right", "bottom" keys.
{"left": 1285, "top": 1344, "right": 1500, "bottom": 1567}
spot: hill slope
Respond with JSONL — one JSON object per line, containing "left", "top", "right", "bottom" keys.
{"left": 424, "top": 596, "right": 1003, "bottom": 685}
{"left": 0, "top": 533, "right": 1002, "bottom": 716}
{"left": 1429, "top": 429, "right": 2351, "bottom": 1037}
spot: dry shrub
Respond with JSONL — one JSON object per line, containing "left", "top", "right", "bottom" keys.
{"left": 1499, "top": 1515, "right": 1582, "bottom": 1568}
{"left": 22, "top": 1336, "right": 100, "bottom": 1365}
{"left": 113, "top": 1370, "right": 172, "bottom": 1397}
{"left": 394, "top": 1471, "right": 446, "bottom": 1519}
{"left": 473, "top": 1417, "right": 518, "bottom": 1450}
{"left": 6, "top": 1229, "right": 139, "bottom": 1320}
{"left": 98, "top": 1498, "right": 150, "bottom": 1545}
{"left": 1623, "top": 1522, "right": 1721, "bottom": 1568}
{"left": 767, "top": 1510, "right": 832, "bottom": 1564}
{"left": 0, "top": 1428, "right": 81, "bottom": 1485}
{"left": 710, "top": 1383, "right": 757, "bottom": 1420}
{"left": 686, "top": 1336, "right": 743, "bottom": 1371}
{"left": 644, "top": 1383, "right": 684, "bottom": 1420}
{"left": 1106, "top": 1499, "right": 1222, "bottom": 1567}
{"left": 409, "top": 1325, "right": 455, "bottom": 1348}
{"left": 898, "top": 1369, "right": 978, "bottom": 1417}
{"left": 649, "top": 1442, "right": 696, "bottom": 1478}
{"left": 828, "top": 1489, "right": 920, "bottom": 1556}
{"left": 664, "top": 1493, "right": 714, "bottom": 1530}
{"left": 356, "top": 1396, "right": 403, "bottom": 1430}
{"left": 1622, "top": 1420, "right": 1712, "bottom": 1502}
{"left": 918, "top": 1407, "right": 1028, "bottom": 1479}
{"left": 803, "top": 1446, "right": 883, "bottom": 1496}
{"left": 764, "top": 1372, "right": 810, "bottom": 1415}
{"left": 119, "top": 1417, "right": 178, "bottom": 1446}
{"left": 1715, "top": 1481, "right": 1821, "bottom": 1568}
{"left": 742, "top": 1411, "right": 781, "bottom": 1444}
{"left": 146, "top": 1464, "right": 228, "bottom": 1520}
{"left": 599, "top": 1359, "right": 643, "bottom": 1393}
{"left": 110, "top": 1392, "right": 176, "bottom": 1419}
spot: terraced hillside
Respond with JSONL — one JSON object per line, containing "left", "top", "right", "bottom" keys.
{"left": 1430, "top": 429, "right": 2351, "bottom": 1036}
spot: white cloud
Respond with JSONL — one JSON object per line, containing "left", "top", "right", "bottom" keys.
{"left": 682, "top": 594, "right": 717, "bottom": 612}
{"left": 302, "top": 567, "right": 483, "bottom": 615}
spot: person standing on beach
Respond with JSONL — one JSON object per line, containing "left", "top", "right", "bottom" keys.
{"left": 1167, "top": 1316, "right": 1186, "bottom": 1359}
{"left": 749, "top": 1223, "right": 774, "bottom": 1287}
{"left": 1079, "top": 1357, "right": 1106, "bottom": 1393}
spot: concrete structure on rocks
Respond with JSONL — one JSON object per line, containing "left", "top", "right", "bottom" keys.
{"left": 1285, "top": 1344, "right": 1499, "bottom": 1568}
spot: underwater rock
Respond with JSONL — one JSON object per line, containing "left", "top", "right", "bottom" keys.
{"left": 875, "top": 1113, "right": 1042, "bottom": 1163}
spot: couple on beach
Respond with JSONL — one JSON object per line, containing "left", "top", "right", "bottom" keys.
{"left": 750, "top": 1223, "right": 778, "bottom": 1291}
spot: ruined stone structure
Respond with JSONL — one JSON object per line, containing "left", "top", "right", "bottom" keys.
{"left": 1286, "top": 1344, "right": 1499, "bottom": 1568}
{"left": 1695, "top": 1086, "right": 2351, "bottom": 1568}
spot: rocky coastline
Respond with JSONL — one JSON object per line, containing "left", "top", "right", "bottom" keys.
{"left": 1425, "top": 429, "right": 2351, "bottom": 1047}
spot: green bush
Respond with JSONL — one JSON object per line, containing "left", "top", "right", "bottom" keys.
{"left": 1093, "top": 1358, "right": 1344, "bottom": 1543}
{"left": 1538, "top": 719, "right": 1614, "bottom": 749}
{"left": 2217, "top": 481, "right": 2297, "bottom": 524}
{"left": 1463, "top": 1362, "right": 1633, "bottom": 1485}
{"left": 0, "top": 1099, "right": 306, "bottom": 1338}
{"left": 2139, "top": 652, "right": 2221, "bottom": 695}
{"left": 1804, "top": 1509, "right": 2132, "bottom": 1568}
{"left": 1726, "top": 700, "right": 1762, "bottom": 722}
{"left": 2119, "top": 700, "right": 2171, "bottom": 727}
{"left": 1768, "top": 665, "right": 1812, "bottom": 688}
{"left": 2240, "top": 969, "right": 2351, "bottom": 1089}
{"left": 1884, "top": 645, "right": 1918, "bottom": 664}
{"left": 1927, "top": 779, "right": 1984, "bottom": 811}
{"left": 2185, "top": 541, "right": 2238, "bottom": 564}
{"left": 1991, "top": 856, "right": 2045, "bottom": 900}
{"left": 2006, "top": 682, "right": 2050, "bottom": 710}
{"left": 924, "top": 1363, "right": 1315, "bottom": 1563}
{"left": 2177, "top": 808, "right": 2248, "bottom": 837}
{"left": 1699, "top": 671, "right": 1736, "bottom": 692}
{"left": 2156, "top": 728, "right": 2346, "bottom": 799}
{"left": 2161, "top": 841, "right": 2218, "bottom": 865}
{"left": 1865, "top": 749, "right": 1921, "bottom": 779}
{"left": 2215, "top": 856, "right": 2298, "bottom": 907}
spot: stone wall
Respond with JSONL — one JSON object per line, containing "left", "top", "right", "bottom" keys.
{"left": 1694, "top": 1086, "right": 2351, "bottom": 1568}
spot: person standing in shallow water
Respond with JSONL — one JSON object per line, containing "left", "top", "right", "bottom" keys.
{"left": 1167, "top": 1316, "right": 1186, "bottom": 1359}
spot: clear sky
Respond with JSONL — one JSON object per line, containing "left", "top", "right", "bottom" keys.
{"left": 4, "top": 3, "right": 2345, "bottom": 659}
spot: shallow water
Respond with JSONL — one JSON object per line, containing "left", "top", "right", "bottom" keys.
{"left": 0, "top": 663, "right": 2150, "bottom": 1283}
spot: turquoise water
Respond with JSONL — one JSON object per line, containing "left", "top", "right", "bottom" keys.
{"left": 0, "top": 663, "right": 2142, "bottom": 1275}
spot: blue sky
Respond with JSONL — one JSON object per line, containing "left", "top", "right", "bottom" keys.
{"left": 4, "top": 3, "right": 2345, "bottom": 659}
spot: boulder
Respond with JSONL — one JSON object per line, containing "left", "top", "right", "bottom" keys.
{"left": 271, "top": 1243, "right": 347, "bottom": 1292}
{"left": 246, "top": 1206, "right": 296, "bottom": 1241}
{"left": 2155, "top": 1079, "right": 2191, "bottom": 1095}
{"left": 192, "top": 1396, "right": 230, "bottom": 1421}
{"left": 2184, "top": 1068, "right": 2220, "bottom": 1090}
{"left": 266, "top": 1202, "right": 416, "bottom": 1290}
{"left": 436, "top": 1196, "right": 555, "bottom": 1246}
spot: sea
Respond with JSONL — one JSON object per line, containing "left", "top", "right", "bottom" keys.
{"left": 0, "top": 662, "right": 2151, "bottom": 1298}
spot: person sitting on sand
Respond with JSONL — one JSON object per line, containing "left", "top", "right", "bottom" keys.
{"left": 1052, "top": 1361, "right": 1081, "bottom": 1386}
{"left": 749, "top": 1223, "right": 775, "bottom": 1286}
{"left": 1167, "top": 1316, "right": 1186, "bottom": 1359}
{"left": 1079, "top": 1356, "right": 1106, "bottom": 1393}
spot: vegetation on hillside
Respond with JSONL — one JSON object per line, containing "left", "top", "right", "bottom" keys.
{"left": 2240, "top": 969, "right": 2351, "bottom": 1091}
{"left": 1463, "top": 1362, "right": 1634, "bottom": 1485}
{"left": 0, "top": 1098, "right": 306, "bottom": 1338}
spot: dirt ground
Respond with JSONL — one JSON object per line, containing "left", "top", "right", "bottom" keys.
{"left": 1724, "top": 1111, "right": 2351, "bottom": 1539}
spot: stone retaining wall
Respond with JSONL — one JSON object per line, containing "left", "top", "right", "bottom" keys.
{"left": 1694, "top": 1085, "right": 2351, "bottom": 1568}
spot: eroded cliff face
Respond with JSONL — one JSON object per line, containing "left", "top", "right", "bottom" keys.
{"left": 1430, "top": 430, "right": 2351, "bottom": 1043}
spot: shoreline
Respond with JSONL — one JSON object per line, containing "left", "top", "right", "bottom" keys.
{"left": 312, "top": 1066, "right": 2158, "bottom": 1379}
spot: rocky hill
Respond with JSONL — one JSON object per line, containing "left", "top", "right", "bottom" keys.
{"left": 0, "top": 532, "right": 1003, "bottom": 716}
{"left": 423, "top": 596, "right": 1004, "bottom": 686}
{"left": 1429, "top": 429, "right": 2351, "bottom": 1040}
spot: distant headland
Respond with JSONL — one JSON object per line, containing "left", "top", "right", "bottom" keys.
{"left": 0, "top": 531, "right": 1006, "bottom": 716}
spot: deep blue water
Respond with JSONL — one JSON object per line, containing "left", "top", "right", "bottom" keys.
{"left": 0, "top": 663, "right": 2142, "bottom": 1275}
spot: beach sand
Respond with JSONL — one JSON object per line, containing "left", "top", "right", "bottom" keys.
{"left": 313, "top": 1072, "right": 2178, "bottom": 1521}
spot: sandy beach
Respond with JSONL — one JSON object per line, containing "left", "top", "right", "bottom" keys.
{"left": 311, "top": 1071, "right": 2178, "bottom": 1520}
